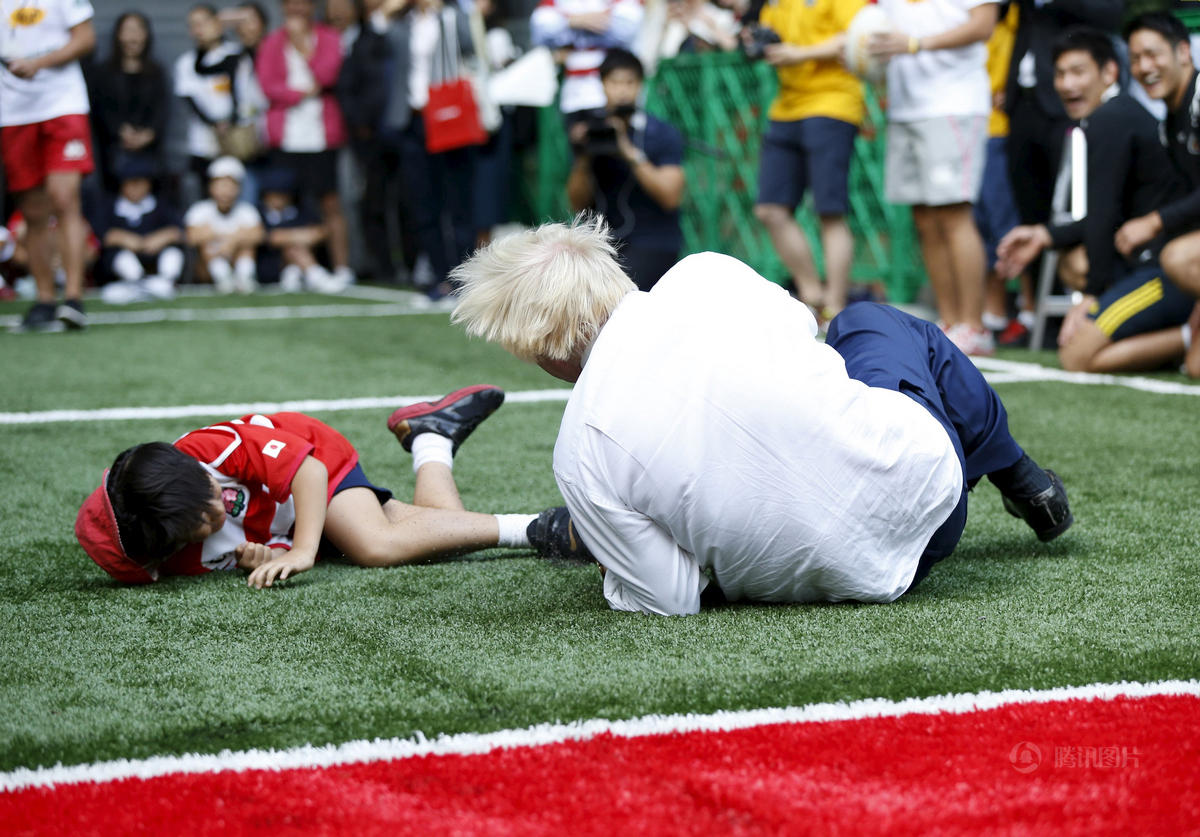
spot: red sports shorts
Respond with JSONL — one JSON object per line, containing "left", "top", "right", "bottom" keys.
{"left": 1, "top": 113, "right": 94, "bottom": 193}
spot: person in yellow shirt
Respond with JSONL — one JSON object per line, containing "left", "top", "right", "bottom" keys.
{"left": 976, "top": 4, "right": 1035, "bottom": 346}
{"left": 750, "top": 0, "right": 866, "bottom": 321}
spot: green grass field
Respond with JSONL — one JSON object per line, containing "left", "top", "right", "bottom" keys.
{"left": 2, "top": 289, "right": 1197, "bottom": 776}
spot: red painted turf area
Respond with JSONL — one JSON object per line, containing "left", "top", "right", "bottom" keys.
{"left": 4, "top": 694, "right": 1197, "bottom": 835}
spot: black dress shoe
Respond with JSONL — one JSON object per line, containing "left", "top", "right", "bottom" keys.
{"left": 1002, "top": 469, "right": 1073, "bottom": 542}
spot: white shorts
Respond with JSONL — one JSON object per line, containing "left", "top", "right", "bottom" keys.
{"left": 885, "top": 115, "right": 989, "bottom": 207}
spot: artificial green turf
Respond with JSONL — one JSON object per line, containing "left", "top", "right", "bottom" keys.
{"left": 1, "top": 306, "right": 1198, "bottom": 773}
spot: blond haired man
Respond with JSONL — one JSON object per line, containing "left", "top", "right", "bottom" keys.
{"left": 451, "top": 218, "right": 1071, "bottom": 616}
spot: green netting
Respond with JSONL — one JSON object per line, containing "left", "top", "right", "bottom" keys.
{"left": 525, "top": 53, "right": 926, "bottom": 303}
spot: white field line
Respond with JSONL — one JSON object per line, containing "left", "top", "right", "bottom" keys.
{"left": 0, "top": 389, "right": 573, "bottom": 426}
{"left": 3, "top": 358, "right": 1198, "bottom": 427}
{"left": 1, "top": 679, "right": 1196, "bottom": 792}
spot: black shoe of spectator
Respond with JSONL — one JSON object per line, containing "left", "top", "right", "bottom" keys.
{"left": 527, "top": 506, "right": 594, "bottom": 563}
{"left": 386, "top": 385, "right": 505, "bottom": 453}
{"left": 1002, "top": 469, "right": 1073, "bottom": 542}
{"left": 56, "top": 299, "right": 87, "bottom": 330}
{"left": 14, "top": 302, "right": 65, "bottom": 333}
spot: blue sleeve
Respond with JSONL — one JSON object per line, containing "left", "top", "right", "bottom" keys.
{"left": 646, "top": 118, "right": 684, "bottom": 167}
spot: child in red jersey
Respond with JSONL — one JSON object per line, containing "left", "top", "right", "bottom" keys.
{"left": 76, "top": 386, "right": 589, "bottom": 588}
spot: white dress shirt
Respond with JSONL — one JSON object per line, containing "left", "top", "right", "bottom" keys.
{"left": 553, "top": 253, "right": 963, "bottom": 616}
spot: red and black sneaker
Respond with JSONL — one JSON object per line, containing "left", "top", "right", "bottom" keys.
{"left": 386, "top": 385, "right": 505, "bottom": 453}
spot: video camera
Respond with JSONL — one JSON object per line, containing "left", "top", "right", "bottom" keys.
{"left": 576, "top": 104, "right": 638, "bottom": 158}
{"left": 740, "top": 23, "right": 781, "bottom": 60}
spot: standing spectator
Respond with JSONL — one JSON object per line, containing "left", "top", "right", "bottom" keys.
{"left": 256, "top": 0, "right": 354, "bottom": 289}
{"left": 184, "top": 156, "right": 265, "bottom": 293}
{"left": 222, "top": 2, "right": 272, "bottom": 55}
{"left": 531, "top": 0, "right": 644, "bottom": 117}
{"left": 85, "top": 12, "right": 169, "bottom": 194}
{"left": 566, "top": 49, "right": 685, "bottom": 290}
{"left": 221, "top": 1, "right": 273, "bottom": 207}
{"left": 335, "top": 0, "right": 405, "bottom": 282}
{"left": 472, "top": 0, "right": 521, "bottom": 247}
{"left": 379, "top": 0, "right": 479, "bottom": 298}
{"left": 0, "top": 0, "right": 97, "bottom": 332}
{"left": 751, "top": 0, "right": 866, "bottom": 323}
{"left": 976, "top": 3, "right": 1036, "bottom": 346}
{"left": 1004, "top": 0, "right": 1122, "bottom": 228}
{"left": 175, "top": 5, "right": 252, "bottom": 192}
{"left": 870, "top": 0, "right": 999, "bottom": 356}
{"left": 94, "top": 156, "right": 184, "bottom": 304}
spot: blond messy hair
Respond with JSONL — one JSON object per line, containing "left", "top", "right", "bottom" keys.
{"left": 450, "top": 215, "right": 635, "bottom": 363}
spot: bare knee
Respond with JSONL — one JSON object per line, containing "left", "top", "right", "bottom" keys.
{"left": 754, "top": 203, "right": 792, "bottom": 230}
{"left": 1162, "top": 236, "right": 1200, "bottom": 296}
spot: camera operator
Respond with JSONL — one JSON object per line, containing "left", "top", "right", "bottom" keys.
{"left": 566, "top": 49, "right": 686, "bottom": 292}
{"left": 749, "top": 0, "right": 867, "bottom": 323}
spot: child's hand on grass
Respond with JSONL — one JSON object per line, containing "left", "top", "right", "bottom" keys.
{"left": 235, "top": 542, "right": 277, "bottom": 570}
{"left": 247, "top": 550, "right": 316, "bottom": 589}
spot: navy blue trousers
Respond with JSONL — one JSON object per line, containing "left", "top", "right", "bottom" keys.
{"left": 825, "top": 303, "right": 1025, "bottom": 587}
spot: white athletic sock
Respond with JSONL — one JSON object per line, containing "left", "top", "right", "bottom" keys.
{"left": 1017, "top": 309, "right": 1036, "bottom": 328}
{"left": 411, "top": 433, "right": 454, "bottom": 472}
{"left": 157, "top": 247, "right": 184, "bottom": 283}
{"left": 112, "top": 249, "right": 145, "bottom": 282}
{"left": 235, "top": 255, "right": 257, "bottom": 284}
{"left": 495, "top": 514, "right": 536, "bottom": 548}
{"left": 1182, "top": 322, "right": 1192, "bottom": 351}
{"left": 209, "top": 257, "right": 234, "bottom": 291}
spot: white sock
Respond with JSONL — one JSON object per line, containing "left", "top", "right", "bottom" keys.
{"left": 411, "top": 433, "right": 454, "bottom": 472}
{"left": 1182, "top": 322, "right": 1192, "bottom": 351}
{"left": 209, "top": 257, "right": 233, "bottom": 285}
{"left": 113, "top": 249, "right": 145, "bottom": 282}
{"left": 235, "top": 255, "right": 256, "bottom": 283}
{"left": 495, "top": 514, "right": 536, "bottom": 548}
{"left": 1017, "top": 309, "right": 1036, "bottom": 328}
{"left": 157, "top": 247, "right": 184, "bottom": 282}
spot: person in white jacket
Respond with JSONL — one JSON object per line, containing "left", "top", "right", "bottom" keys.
{"left": 451, "top": 217, "right": 1073, "bottom": 616}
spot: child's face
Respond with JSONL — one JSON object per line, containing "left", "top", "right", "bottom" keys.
{"left": 209, "top": 176, "right": 241, "bottom": 211}
{"left": 261, "top": 190, "right": 291, "bottom": 211}
{"left": 189, "top": 475, "right": 227, "bottom": 542}
{"left": 120, "top": 176, "right": 152, "bottom": 203}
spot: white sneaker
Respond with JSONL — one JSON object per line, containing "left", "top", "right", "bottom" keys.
{"left": 141, "top": 275, "right": 176, "bottom": 301}
{"left": 947, "top": 323, "right": 996, "bottom": 357}
{"left": 234, "top": 270, "right": 259, "bottom": 294}
{"left": 333, "top": 265, "right": 356, "bottom": 287}
{"left": 101, "top": 279, "right": 149, "bottom": 305}
{"left": 305, "top": 265, "right": 349, "bottom": 294}
{"left": 279, "top": 264, "right": 304, "bottom": 293}
{"left": 210, "top": 263, "right": 236, "bottom": 295}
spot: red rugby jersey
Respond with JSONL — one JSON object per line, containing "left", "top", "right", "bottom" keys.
{"left": 157, "top": 412, "right": 358, "bottom": 577}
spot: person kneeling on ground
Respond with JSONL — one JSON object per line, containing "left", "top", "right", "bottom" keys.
{"left": 76, "top": 386, "right": 585, "bottom": 588}
{"left": 451, "top": 216, "right": 1073, "bottom": 616}
{"left": 996, "top": 27, "right": 1191, "bottom": 373}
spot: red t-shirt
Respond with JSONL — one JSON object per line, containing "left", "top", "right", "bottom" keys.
{"left": 158, "top": 412, "right": 358, "bottom": 577}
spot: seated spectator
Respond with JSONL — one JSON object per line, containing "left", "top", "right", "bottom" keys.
{"left": 184, "top": 156, "right": 264, "bottom": 293}
{"left": 256, "top": 167, "right": 344, "bottom": 293}
{"left": 566, "top": 49, "right": 685, "bottom": 291}
{"left": 1119, "top": 12, "right": 1200, "bottom": 377}
{"left": 85, "top": 12, "right": 169, "bottom": 193}
{"left": 997, "top": 28, "right": 1191, "bottom": 374}
{"left": 256, "top": 0, "right": 354, "bottom": 287}
{"left": 530, "top": 0, "right": 644, "bottom": 116}
{"left": 94, "top": 156, "right": 184, "bottom": 304}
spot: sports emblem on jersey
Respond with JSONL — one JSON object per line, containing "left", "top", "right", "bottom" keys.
{"left": 222, "top": 486, "right": 247, "bottom": 518}
{"left": 10, "top": 6, "right": 46, "bottom": 26}
{"left": 262, "top": 439, "right": 287, "bottom": 459}
{"left": 62, "top": 140, "right": 87, "bottom": 161}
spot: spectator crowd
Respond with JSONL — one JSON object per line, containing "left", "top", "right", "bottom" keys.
{"left": 2, "top": 0, "right": 1199, "bottom": 378}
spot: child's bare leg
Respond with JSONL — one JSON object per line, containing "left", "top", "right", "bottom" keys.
{"left": 412, "top": 460, "right": 465, "bottom": 510}
{"left": 325, "top": 488, "right": 499, "bottom": 567}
